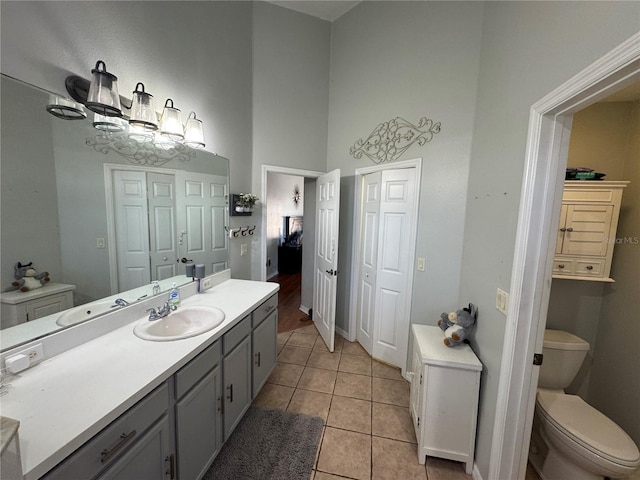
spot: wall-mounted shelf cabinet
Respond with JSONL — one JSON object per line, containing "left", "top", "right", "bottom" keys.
{"left": 553, "top": 181, "right": 629, "bottom": 282}
{"left": 229, "top": 194, "right": 253, "bottom": 217}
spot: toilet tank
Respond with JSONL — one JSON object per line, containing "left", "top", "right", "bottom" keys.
{"left": 538, "top": 329, "right": 590, "bottom": 390}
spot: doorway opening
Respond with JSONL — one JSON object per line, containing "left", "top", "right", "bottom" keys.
{"left": 260, "top": 166, "right": 324, "bottom": 334}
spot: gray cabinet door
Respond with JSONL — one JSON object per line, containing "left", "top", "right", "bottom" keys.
{"left": 98, "top": 415, "right": 173, "bottom": 480}
{"left": 252, "top": 310, "right": 277, "bottom": 397}
{"left": 223, "top": 335, "right": 251, "bottom": 440}
{"left": 176, "top": 365, "right": 223, "bottom": 480}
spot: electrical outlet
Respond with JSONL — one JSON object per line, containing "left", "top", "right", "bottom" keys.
{"left": 96, "top": 237, "right": 106, "bottom": 249}
{"left": 417, "top": 257, "right": 426, "bottom": 271}
{"left": 241, "top": 244, "right": 248, "bottom": 256}
{"left": 5, "top": 343, "right": 45, "bottom": 373}
{"left": 496, "top": 288, "right": 509, "bottom": 315}
{"left": 201, "top": 278, "right": 212, "bottom": 290}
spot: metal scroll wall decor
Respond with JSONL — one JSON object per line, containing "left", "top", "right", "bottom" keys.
{"left": 349, "top": 116, "right": 441, "bottom": 164}
{"left": 86, "top": 133, "right": 196, "bottom": 167}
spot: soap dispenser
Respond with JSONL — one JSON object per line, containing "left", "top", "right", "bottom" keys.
{"left": 152, "top": 280, "right": 160, "bottom": 295}
{"left": 169, "top": 282, "right": 180, "bottom": 308}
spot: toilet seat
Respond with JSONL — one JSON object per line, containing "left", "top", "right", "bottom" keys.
{"left": 537, "top": 390, "right": 640, "bottom": 468}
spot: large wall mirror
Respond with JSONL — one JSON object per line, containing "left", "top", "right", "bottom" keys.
{"left": 0, "top": 74, "right": 229, "bottom": 351}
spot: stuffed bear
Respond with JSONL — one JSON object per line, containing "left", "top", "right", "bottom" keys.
{"left": 11, "top": 262, "right": 50, "bottom": 292}
{"left": 439, "top": 303, "right": 478, "bottom": 347}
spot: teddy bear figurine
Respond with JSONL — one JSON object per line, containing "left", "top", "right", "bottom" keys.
{"left": 11, "top": 261, "right": 50, "bottom": 292}
{"left": 438, "top": 303, "right": 478, "bottom": 347}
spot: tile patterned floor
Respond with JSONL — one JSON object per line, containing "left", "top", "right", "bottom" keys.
{"left": 251, "top": 323, "right": 474, "bottom": 480}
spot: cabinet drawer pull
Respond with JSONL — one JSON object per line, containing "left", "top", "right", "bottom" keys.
{"left": 227, "top": 384, "right": 234, "bottom": 403}
{"left": 100, "top": 430, "right": 137, "bottom": 463}
{"left": 586, "top": 265, "right": 593, "bottom": 270}
{"left": 165, "top": 454, "right": 176, "bottom": 479}
{"left": 558, "top": 264, "right": 565, "bottom": 269}
{"left": 560, "top": 227, "right": 567, "bottom": 232}
{"left": 565, "top": 227, "right": 573, "bottom": 232}
{"left": 255, "top": 351, "right": 261, "bottom": 367}
{"left": 265, "top": 305, "right": 275, "bottom": 313}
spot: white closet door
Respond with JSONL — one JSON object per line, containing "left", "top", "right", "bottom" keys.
{"left": 372, "top": 168, "right": 417, "bottom": 367}
{"left": 147, "top": 172, "right": 177, "bottom": 281}
{"left": 113, "top": 170, "right": 151, "bottom": 291}
{"left": 356, "top": 171, "right": 381, "bottom": 355}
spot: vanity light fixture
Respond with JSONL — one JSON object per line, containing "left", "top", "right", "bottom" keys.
{"left": 45, "top": 95, "right": 87, "bottom": 120}
{"left": 129, "top": 82, "right": 158, "bottom": 131}
{"left": 158, "top": 99, "right": 184, "bottom": 141}
{"left": 93, "top": 113, "right": 126, "bottom": 132}
{"left": 85, "top": 61, "right": 122, "bottom": 117}
{"left": 183, "top": 112, "right": 205, "bottom": 149}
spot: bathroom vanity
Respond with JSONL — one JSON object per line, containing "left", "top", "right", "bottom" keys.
{"left": 0, "top": 276, "right": 278, "bottom": 480}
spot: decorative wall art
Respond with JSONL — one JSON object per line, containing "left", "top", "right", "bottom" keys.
{"left": 349, "top": 116, "right": 441, "bottom": 164}
{"left": 292, "top": 185, "right": 301, "bottom": 208}
{"left": 86, "top": 133, "right": 196, "bottom": 166}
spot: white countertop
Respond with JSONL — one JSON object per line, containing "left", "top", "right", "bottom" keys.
{"left": 412, "top": 325, "right": 483, "bottom": 371}
{"left": 0, "top": 279, "right": 279, "bottom": 480}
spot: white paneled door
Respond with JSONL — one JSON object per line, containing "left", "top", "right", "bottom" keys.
{"left": 356, "top": 167, "right": 418, "bottom": 368}
{"left": 113, "top": 170, "right": 151, "bottom": 291}
{"left": 147, "top": 173, "right": 178, "bottom": 281}
{"left": 175, "top": 172, "right": 229, "bottom": 275}
{"left": 313, "top": 169, "right": 341, "bottom": 352}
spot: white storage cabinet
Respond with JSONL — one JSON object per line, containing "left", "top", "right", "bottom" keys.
{"left": 0, "top": 283, "right": 75, "bottom": 329}
{"left": 553, "top": 181, "right": 628, "bottom": 282}
{"left": 410, "top": 325, "right": 482, "bottom": 475}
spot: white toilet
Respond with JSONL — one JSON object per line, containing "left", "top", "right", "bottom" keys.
{"left": 529, "top": 329, "right": 640, "bottom": 480}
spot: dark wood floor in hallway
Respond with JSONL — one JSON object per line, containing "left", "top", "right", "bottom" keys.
{"left": 268, "top": 272, "right": 312, "bottom": 333}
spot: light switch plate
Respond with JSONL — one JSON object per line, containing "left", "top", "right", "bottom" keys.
{"left": 417, "top": 257, "right": 426, "bottom": 271}
{"left": 241, "top": 244, "right": 248, "bottom": 256}
{"left": 496, "top": 288, "right": 509, "bottom": 315}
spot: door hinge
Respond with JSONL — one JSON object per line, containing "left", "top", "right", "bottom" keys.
{"left": 417, "top": 417, "right": 420, "bottom": 427}
{"left": 420, "top": 373, "right": 423, "bottom": 385}
{"left": 533, "top": 353, "right": 544, "bottom": 366}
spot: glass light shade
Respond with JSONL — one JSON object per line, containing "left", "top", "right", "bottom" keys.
{"left": 85, "top": 61, "right": 122, "bottom": 117}
{"left": 184, "top": 112, "right": 205, "bottom": 149}
{"left": 46, "top": 95, "right": 87, "bottom": 120}
{"left": 93, "top": 113, "right": 126, "bottom": 132}
{"left": 129, "top": 82, "right": 158, "bottom": 131}
{"left": 153, "top": 131, "right": 176, "bottom": 150}
{"left": 159, "top": 99, "right": 184, "bottom": 141}
{"left": 128, "top": 123, "right": 154, "bottom": 143}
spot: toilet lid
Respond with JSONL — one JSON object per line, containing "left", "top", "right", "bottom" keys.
{"left": 537, "top": 390, "right": 640, "bottom": 466}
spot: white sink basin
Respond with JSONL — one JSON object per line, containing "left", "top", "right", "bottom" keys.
{"left": 56, "top": 300, "right": 123, "bottom": 326}
{"left": 133, "top": 305, "right": 225, "bottom": 341}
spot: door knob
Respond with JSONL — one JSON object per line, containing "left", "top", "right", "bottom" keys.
{"left": 180, "top": 258, "right": 193, "bottom": 263}
{"left": 326, "top": 269, "right": 334, "bottom": 275}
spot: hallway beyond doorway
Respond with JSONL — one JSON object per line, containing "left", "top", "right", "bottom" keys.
{"left": 268, "top": 272, "right": 312, "bottom": 333}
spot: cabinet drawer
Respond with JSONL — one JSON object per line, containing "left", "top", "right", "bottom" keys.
{"left": 223, "top": 315, "right": 251, "bottom": 355}
{"left": 252, "top": 294, "right": 278, "bottom": 328}
{"left": 42, "top": 382, "right": 170, "bottom": 480}
{"left": 175, "top": 340, "right": 222, "bottom": 399}
{"left": 553, "top": 258, "right": 575, "bottom": 275}
{"left": 575, "top": 258, "right": 605, "bottom": 277}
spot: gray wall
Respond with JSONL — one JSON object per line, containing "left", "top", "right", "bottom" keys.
{"left": 1, "top": 78, "right": 62, "bottom": 291}
{"left": 328, "top": 0, "right": 485, "bottom": 337}
{"left": 251, "top": 2, "right": 331, "bottom": 280}
{"left": 459, "top": 2, "right": 640, "bottom": 477}
{"left": 0, "top": 0, "right": 254, "bottom": 279}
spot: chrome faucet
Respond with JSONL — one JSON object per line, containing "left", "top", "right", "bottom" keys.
{"left": 146, "top": 301, "right": 177, "bottom": 321}
{"left": 114, "top": 298, "right": 129, "bottom": 307}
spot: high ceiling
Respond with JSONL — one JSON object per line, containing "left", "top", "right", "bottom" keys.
{"left": 267, "top": 1, "right": 360, "bottom": 21}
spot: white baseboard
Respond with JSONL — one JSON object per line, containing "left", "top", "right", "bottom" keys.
{"left": 299, "top": 304, "right": 310, "bottom": 315}
{"left": 267, "top": 270, "right": 279, "bottom": 280}
{"left": 335, "top": 325, "right": 348, "bottom": 340}
{"left": 472, "top": 462, "right": 483, "bottom": 480}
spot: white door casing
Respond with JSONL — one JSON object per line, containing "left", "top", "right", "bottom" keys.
{"left": 356, "top": 171, "right": 381, "bottom": 355}
{"left": 372, "top": 168, "right": 418, "bottom": 367}
{"left": 147, "top": 172, "right": 177, "bottom": 281}
{"left": 313, "top": 169, "right": 341, "bottom": 352}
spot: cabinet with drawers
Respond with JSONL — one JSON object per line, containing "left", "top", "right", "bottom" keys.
{"left": 553, "top": 181, "right": 628, "bottom": 282}
{"left": 410, "top": 325, "right": 482, "bottom": 475}
{"left": 0, "top": 283, "right": 75, "bottom": 329}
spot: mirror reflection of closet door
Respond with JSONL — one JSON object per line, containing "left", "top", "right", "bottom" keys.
{"left": 147, "top": 172, "right": 178, "bottom": 281}
{"left": 112, "top": 170, "right": 178, "bottom": 292}
{"left": 112, "top": 170, "right": 152, "bottom": 291}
